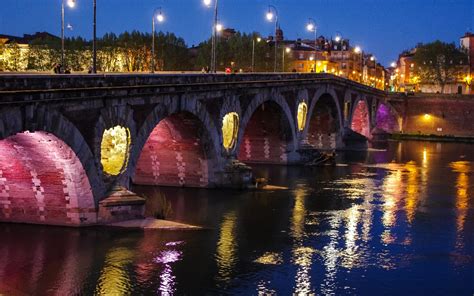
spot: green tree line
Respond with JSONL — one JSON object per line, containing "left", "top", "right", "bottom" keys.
{"left": 1, "top": 30, "right": 293, "bottom": 72}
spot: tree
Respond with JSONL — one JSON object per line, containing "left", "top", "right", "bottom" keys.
{"left": 5, "top": 42, "right": 25, "bottom": 71}
{"left": 194, "top": 31, "right": 274, "bottom": 72}
{"left": 413, "top": 41, "right": 468, "bottom": 93}
{"left": 27, "top": 37, "right": 61, "bottom": 71}
{"left": 0, "top": 43, "right": 5, "bottom": 71}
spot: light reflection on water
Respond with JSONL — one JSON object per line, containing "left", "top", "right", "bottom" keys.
{"left": 0, "top": 141, "right": 473, "bottom": 295}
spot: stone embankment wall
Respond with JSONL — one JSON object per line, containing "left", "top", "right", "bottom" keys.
{"left": 396, "top": 94, "right": 474, "bottom": 137}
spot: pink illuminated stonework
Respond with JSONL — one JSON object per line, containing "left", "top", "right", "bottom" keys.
{"left": 133, "top": 112, "right": 209, "bottom": 187}
{"left": 0, "top": 131, "right": 96, "bottom": 225}
{"left": 351, "top": 100, "right": 371, "bottom": 138}
{"left": 238, "top": 103, "right": 290, "bottom": 164}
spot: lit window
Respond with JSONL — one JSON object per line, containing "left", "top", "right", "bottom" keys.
{"left": 297, "top": 102, "right": 308, "bottom": 131}
{"left": 101, "top": 125, "right": 131, "bottom": 176}
{"left": 222, "top": 112, "right": 239, "bottom": 150}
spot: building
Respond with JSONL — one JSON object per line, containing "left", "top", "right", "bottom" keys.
{"left": 391, "top": 35, "right": 471, "bottom": 94}
{"left": 460, "top": 32, "right": 473, "bottom": 92}
{"left": 285, "top": 35, "right": 386, "bottom": 90}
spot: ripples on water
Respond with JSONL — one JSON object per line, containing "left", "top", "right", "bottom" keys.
{"left": 0, "top": 141, "right": 473, "bottom": 295}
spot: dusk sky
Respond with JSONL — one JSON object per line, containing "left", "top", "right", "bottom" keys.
{"left": 1, "top": 0, "right": 472, "bottom": 66}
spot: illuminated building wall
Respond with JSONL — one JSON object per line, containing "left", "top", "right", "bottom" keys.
{"left": 401, "top": 96, "right": 474, "bottom": 136}
{"left": 238, "top": 102, "right": 291, "bottom": 164}
{"left": 133, "top": 112, "right": 210, "bottom": 187}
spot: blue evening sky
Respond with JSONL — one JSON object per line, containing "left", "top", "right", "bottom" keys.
{"left": 0, "top": 0, "right": 472, "bottom": 66}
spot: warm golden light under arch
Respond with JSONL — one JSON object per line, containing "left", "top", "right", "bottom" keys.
{"left": 222, "top": 112, "right": 239, "bottom": 150}
{"left": 297, "top": 102, "right": 308, "bottom": 131}
{"left": 101, "top": 125, "right": 131, "bottom": 176}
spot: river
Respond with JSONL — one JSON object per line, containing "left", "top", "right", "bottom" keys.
{"left": 0, "top": 140, "right": 473, "bottom": 295}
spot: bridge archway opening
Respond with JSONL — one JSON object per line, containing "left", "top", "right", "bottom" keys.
{"left": 0, "top": 131, "right": 96, "bottom": 225}
{"left": 133, "top": 112, "right": 213, "bottom": 187}
{"left": 238, "top": 101, "right": 292, "bottom": 164}
{"left": 100, "top": 125, "right": 131, "bottom": 176}
{"left": 375, "top": 103, "right": 400, "bottom": 133}
{"left": 222, "top": 112, "right": 239, "bottom": 151}
{"left": 351, "top": 99, "right": 371, "bottom": 138}
{"left": 307, "top": 94, "right": 341, "bottom": 149}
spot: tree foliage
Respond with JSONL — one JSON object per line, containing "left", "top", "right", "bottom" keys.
{"left": 195, "top": 32, "right": 280, "bottom": 72}
{"left": 413, "top": 41, "right": 468, "bottom": 93}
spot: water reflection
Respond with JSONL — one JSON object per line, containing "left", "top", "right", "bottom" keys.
{"left": 216, "top": 211, "right": 238, "bottom": 283}
{"left": 291, "top": 186, "right": 315, "bottom": 294}
{"left": 0, "top": 141, "right": 473, "bottom": 295}
{"left": 95, "top": 247, "right": 134, "bottom": 295}
{"left": 450, "top": 161, "right": 471, "bottom": 246}
{"left": 155, "top": 249, "right": 181, "bottom": 295}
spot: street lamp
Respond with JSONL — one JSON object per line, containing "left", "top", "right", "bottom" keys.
{"left": 266, "top": 5, "right": 278, "bottom": 72}
{"left": 92, "top": 0, "right": 97, "bottom": 73}
{"left": 282, "top": 47, "right": 291, "bottom": 72}
{"left": 306, "top": 18, "right": 317, "bottom": 72}
{"left": 251, "top": 36, "right": 261, "bottom": 72}
{"left": 334, "top": 31, "right": 344, "bottom": 77}
{"left": 354, "top": 46, "right": 362, "bottom": 82}
{"left": 204, "top": 0, "right": 219, "bottom": 73}
{"left": 151, "top": 7, "right": 165, "bottom": 73}
{"left": 61, "top": 0, "right": 76, "bottom": 72}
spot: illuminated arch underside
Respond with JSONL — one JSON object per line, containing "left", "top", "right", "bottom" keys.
{"left": 238, "top": 102, "right": 291, "bottom": 164}
{"left": 133, "top": 112, "right": 209, "bottom": 187}
{"left": 307, "top": 95, "right": 340, "bottom": 149}
{"left": 351, "top": 100, "right": 371, "bottom": 138}
{"left": 375, "top": 103, "right": 400, "bottom": 133}
{"left": 0, "top": 131, "right": 96, "bottom": 225}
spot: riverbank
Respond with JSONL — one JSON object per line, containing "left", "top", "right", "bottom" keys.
{"left": 391, "top": 133, "right": 474, "bottom": 143}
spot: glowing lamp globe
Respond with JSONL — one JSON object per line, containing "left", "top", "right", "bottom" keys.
{"left": 157, "top": 13, "right": 164, "bottom": 23}
{"left": 266, "top": 11, "right": 274, "bottom": 21}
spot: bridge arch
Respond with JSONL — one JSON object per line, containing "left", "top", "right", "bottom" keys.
{"left": 219, "top": 95, "right": 242, "bottom": 155}
{"left": 0, "top": 107, "right": 102, "bottom": 225}
{"left": 237, "top": 91, "right": 297, "bottom": 164}
{"left": 130, "top": 97, "right": 220, "bottom": 187}
{"left": 375, "top": 101, "right": 401, "bottom": 133}
{"left": 349, "top": 96, "right": 372, "bottom": 138}
{"left": 94, "top": 105, "right": 137, "bottom": 184}
{"left": 304, "top": 87, "right": 343, "bottom": 149}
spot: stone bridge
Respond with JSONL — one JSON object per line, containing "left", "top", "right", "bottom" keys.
{"left": 0, "top": 73, "right": 401, "bottom": 226}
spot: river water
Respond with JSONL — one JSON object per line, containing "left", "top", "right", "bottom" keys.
{"left": 0, "top": 140, "right": 473, "bottom": 295}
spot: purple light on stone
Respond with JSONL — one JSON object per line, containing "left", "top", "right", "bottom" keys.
{"left": 376, "top": 103, "right": 399, "bottom": 132}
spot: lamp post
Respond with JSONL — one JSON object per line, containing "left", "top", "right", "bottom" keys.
{"left": 354, "top": 46, "right": 362, "bottom": 82}
{"left": 151, "top": 8, "right": 164, "bottom": 73}
{"left": 266, "top": 5, "right": 278, "bottom": 72}
{"left": 204, "top": 0, "right": 218, "bottom": 73}
{"left": 369, "top": 55, "right": 376, "bottom": 86}
{"left": 61, "top": 0, "right": 76, "bottom": 71}
{"left": 92, "top": 0, "right": 97, "bottom": 73}
{"left": 335, "top": 31, "right": 344, "bottom": 77}
{"left": 306, "top": 18, "right": 317, "bottom": 72}
{"left": 251, "top": 36, "right": 261, "bottom": 72}
{"left": 282, "top": 47, "right": 291, "bottom": 72}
